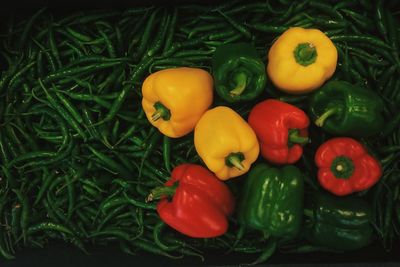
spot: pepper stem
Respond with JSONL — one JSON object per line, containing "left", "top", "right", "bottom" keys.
{"left": 315, "top": 108, "right": 339, "bottom": 127}
{"left": 288, "top": 129, "right": 309, "bottom": 146}
{"left": 152, "top": 102, "right": 171, "bottom": 122}
{"left": 330, "top": 156, "right": 355, "bottom": 179}
{"left": 225, "top": 152, "right": 245, "bottom": 171}
{"left": 294, "top": 43, "right": 317, "bottom": 66}
{"left": 146, "top": 182, "right": 178, "bottom": 202}
{"left": 229, "top": 72, "right": 248, "bottom": 96}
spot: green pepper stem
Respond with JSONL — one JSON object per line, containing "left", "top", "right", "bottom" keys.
{"left": 152, "top": 102, "right": 171, "bottom": 122}
{"left": 288, "top": 129, "right": 309, "bottom": 146}
{"left": 294, "top": 43, "right": 317, "bottom": 66}
{"left": 229, "top": 72, "right": 248, "bottom": 96}
{"left": 146, "top": 182, "right": 178, "bottom": 202}
{"left": 225, "top": 152, "right": 245, "bottom": 171}
{"left": 331, "top": 156, "right": 354, "bottom": 179}
{"left": 315, "top": 108, "right": 339, "bottom": 127}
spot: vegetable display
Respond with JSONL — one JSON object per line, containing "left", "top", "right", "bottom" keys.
{"left": 309, "top": 80, "right": 384, "bottom": 137}
{"left": 248, "top": 99, "right": 309, "bottom": 165}
{"left": 0, "top": 0, "right": 399, "bottom": 265}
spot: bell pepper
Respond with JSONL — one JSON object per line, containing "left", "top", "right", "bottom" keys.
{"left": 248, "top": 99, "right": 309, "bottom": 165}
{"left": 304, "top": 192, "right": 373, "bottom": 250}
{"left": 212, "top": 43, "right": 267, "bottom": 103}
{"left": 194, "top": 106, "right": 259, "bottom": 180}
{"left": 267, "top": 27, "right": 337, "bottom": 94}
{"left": 147, "top": 163, "right": 235, "bottom": 238}
{"left": 141, "top": 67, "right": 213, "bottom": 138}
{"left": 237, "top": 163, "right": 304, "bottom": 238}
{"left": 315, "top": 137, "right": 382, "bottom": 196}
{"left": 309, "top": 80, "right": 384, "bottom": 137}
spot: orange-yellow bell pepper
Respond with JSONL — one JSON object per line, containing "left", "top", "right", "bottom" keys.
{"left": 142, "top": 67, "right": 213, "bottom": 138}
{"left": 267, "top": 27, "right": 338, "bottom": 94}
{"left": 194, "top": 106, "right": 259, "bottom": 180}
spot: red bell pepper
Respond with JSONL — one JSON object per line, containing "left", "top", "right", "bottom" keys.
{"left": 315, "top": 137, "right": 382, "bottom": 196}
{"left": 147, "top": 163, "right": 235, "bottom": 238}
{"left": 248, "top": 99, "right": 309, "bottom": 165}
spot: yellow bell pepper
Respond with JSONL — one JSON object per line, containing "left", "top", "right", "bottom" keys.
{"left": 267, "top": 27, "right": 338, "bottom": 94}
{"left": 194, "top": 106, "right": 259, "bottom": 180}
{"left": 142, "top": 67, "right": 213, "bottom": 138}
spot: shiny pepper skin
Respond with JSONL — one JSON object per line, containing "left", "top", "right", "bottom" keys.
{"left": 315, "top": 137, "right": 382, "bottom": 196}
{"left": 267, "top": 27, "right": 338, "bottom": 94}
{"left": 142, "top": 67, "right": 213, "bottom": 138}
{"left": 194, "top": 106, "right": 259, "bottom": 180}
{"left": 153, "top": 164, "right": 235, "bottom": 238}
{"left": 248, "top": 99, "right": 309, "bottom": 165}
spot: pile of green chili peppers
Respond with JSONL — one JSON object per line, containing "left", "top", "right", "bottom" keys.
{"left": 0, "top": 0, "right": 399, "bottom": 264}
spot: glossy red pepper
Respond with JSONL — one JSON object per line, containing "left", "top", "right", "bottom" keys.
{"left": 315, "top": 137, "right": 382, "bottom": 196}
{"left": 147, "top": 164, "right": 235, "bottom": 238}
{"left": 248, "top": 99, "right": 309, "bottom": 165}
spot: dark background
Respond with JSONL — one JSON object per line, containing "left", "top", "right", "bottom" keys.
{"left": 0, "top": 240, "right": 399, "bottom": 267}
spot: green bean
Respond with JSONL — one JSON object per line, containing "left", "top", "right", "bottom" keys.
{"left": 54, "top": 91, "right": 83, "bottom": 123}
{"left": 340, "top": 9, "right": 375, "bottom": 32}
{"left": 162, "top": 136, "right": 172, "bottom": 173}
{"left": 48, "top": 24, "right": 62, "bottom": 68}
{"left": 0, "top": 130, "right": 11, "bottom": 164}
{"left": 12, "top": 189, "right": 29, "bottom": 244}
{"left": 38, "top": 82, "right": 85, "bottom": 140}
{"left": 245, "top": 23, "right": 288, "bottom": 33}
{"left": 135, "top": 8, "right": 159, "bottom": 60}
{"left": 146, "top": 11, "right": 169, "bottom": 58}
{"left": 18, "top": 7, "right": 46, "bottom": 49}
{"left": 98, "top": 29, "right": 116, "bottom": 58}
{"left": 111, "top": 119, "right": 120, "bottom": 145}
{"left": 309, "top": 1, "right": 343, "bottom": 20}
{"left": 11, "top": 203, "right": 22, "bottom": 241}
{"left": 0, "top": 232, "right": 15, "bottom": 260}
{"left": 90, "top": 228, "right": 134, "bottom": 241}
{"left": 249, "top": 241, "right": 277, "bottom": 265}
{"left": 139, "top": 131, "right": 162, "bottom": 177}
{"left": 153, "top": 222, "right": 180, "bottom": 251}
{"left": 131, "top": 238, "right": 182, "bottom": 259}
{"left": 382, "top": 113, "right": 400, "bottom": 137}
{"left": 34, "top": 170, "right": 55, "bottom": 206}
{"left": 331, "top": 34, "right": 393, "bottom": 50}
{"left": 217, "top": 9, "right": 252, "bottom": 39}
{"left": 27, "top": 222, "right": 73, "bottom": 236}
{"left": 162, "top": 8, "right": 177, "bottom": 54}
{"left": 98, "top": 57, "right": 152, "bottom": 124}
{"left": 7, "top": 61, "right": 36, "bottom": 91}
{"left": 375, "top": 0, "right": 389, "bottom": 42}
{"left": 188, "top": 22, "right": 228, "bottom": 39}
{"left": 87, "top": 145, "right": 131, "bottom": 179}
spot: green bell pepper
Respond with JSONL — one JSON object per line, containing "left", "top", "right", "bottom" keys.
{"left": 304, "top": 192, "right": 373, "bottom": 250}
{"left": 212, "top": 43, "right": 267, "bottom": 103}
{"left": 309, "top": 80, "right": 384, "bottom": 137}
{"left": 237, "top": 163, "right": 304, "bottom": 238}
